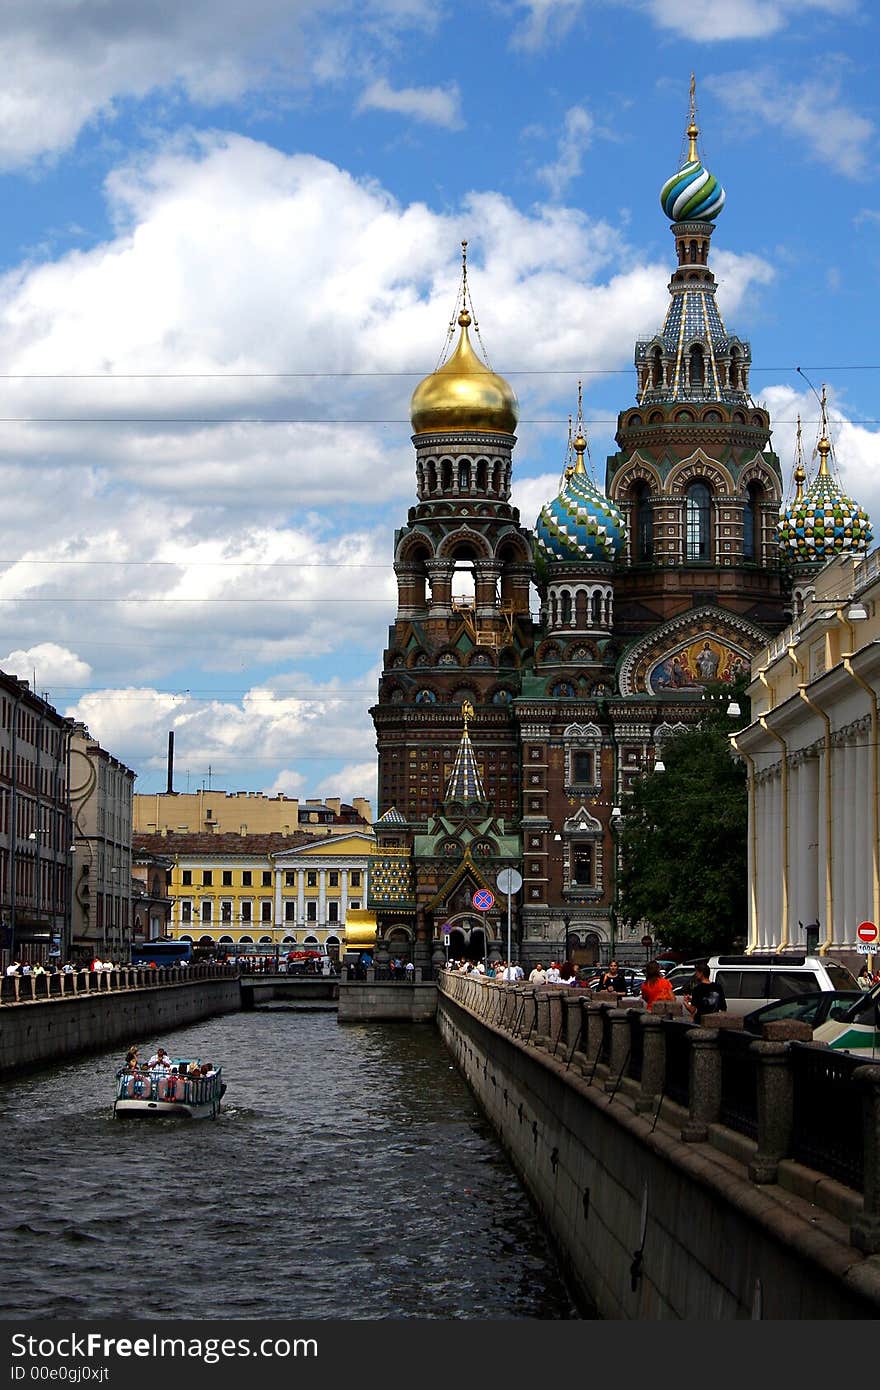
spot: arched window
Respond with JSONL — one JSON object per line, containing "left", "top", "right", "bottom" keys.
{"left": 651, "top": 347, "right": 663, "bottom": 389}
{"left": 632, "top": 481, "right": 653, "bottom": 561}
{"left": 590, "top": 590, "right": 601, "bottom": 625}
{"left": 458, "top": 461, "right": 469, "bottom": 490}
{"left": 743, "top": 482, "right": 763, "bottom": 561}
{"left": 690, "top": 344, "right": 704, "bottom": 389}
{"left": 561, "top": 591, "right": 572, "bottom": 625}
{"left": 686, "top": 481, "right": 712, "bottom": 561}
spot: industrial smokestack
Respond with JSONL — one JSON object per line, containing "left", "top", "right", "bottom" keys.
{"left": 166, "top": 731, "right": 175, "bottom": 794}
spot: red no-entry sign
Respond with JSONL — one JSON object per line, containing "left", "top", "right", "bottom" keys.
{"left": 857, "top": 921, "right": 878, "bottom": 943}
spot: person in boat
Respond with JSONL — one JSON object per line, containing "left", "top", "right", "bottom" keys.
{"left": 200, "top": 1062, "right": 216, "bottom": 1077}
{"left": 124, "top": 1046, "right": 139, "bottom": 1071}
{"left": 148, "top": 1047, "right": 171, "bottom": 1071}
{"left": 187, "top": 1061, "right": 201, "bottom": 1077}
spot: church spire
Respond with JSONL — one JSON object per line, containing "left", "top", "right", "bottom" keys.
{"left": 444, "top": 700, "right": 486, "bottom": 802}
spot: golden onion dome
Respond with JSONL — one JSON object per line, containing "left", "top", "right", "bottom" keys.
{"left": 410, "top": 308, "right": 518, "bottom": 436}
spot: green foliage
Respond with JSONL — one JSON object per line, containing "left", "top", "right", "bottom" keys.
{"left": 616, "top": 720, "right": 748, "bottom": 956}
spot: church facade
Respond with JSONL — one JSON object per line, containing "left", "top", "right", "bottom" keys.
{"left": 366, "top": 93, "right": 871, "bottom": 971}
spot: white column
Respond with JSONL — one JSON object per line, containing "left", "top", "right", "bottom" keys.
{"left": 340, "top": 869, "right": 349, "bottom": 917}
{"left": 837, "top": 739, "right": 851, "bottom": 945}
{"left": 319, "top": 869, "right": 327, "bottom": 926}
{"left": 855, "top": 728, "right": 872, "bottom": 931}
{"left": 800, "top": 756, "right": 820, "bottom": 931}
{"left": 274, "top": 867, "right": 282, "bottom": 931}
{"left": 297, "top": 870, "right": 305, "bottom": 926}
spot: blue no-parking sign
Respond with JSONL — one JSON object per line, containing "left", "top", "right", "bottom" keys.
{"left": 472, "top": 889, "right": 495, "bottom": 912}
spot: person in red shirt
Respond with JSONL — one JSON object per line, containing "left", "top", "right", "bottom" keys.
{"left": 641, "top": 960, "right": 675, "bottom": 1011}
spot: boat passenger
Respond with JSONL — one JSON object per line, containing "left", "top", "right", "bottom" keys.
{"left": 200, "top": 1062, "right": 216, "bottom": 1077}
{"left": 148, "top": 1047, "right": 170, "bottom": 1068}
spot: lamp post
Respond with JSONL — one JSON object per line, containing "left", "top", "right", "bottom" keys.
{"left": 497, "top": 868, "right": 523, "bottom": 968}
{"left": 610, "top": 805, "right": 622, "bottom": 962}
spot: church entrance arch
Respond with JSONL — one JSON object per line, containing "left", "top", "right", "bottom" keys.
{"left": 446, "top": 916, "right": 488, "bottom": 961}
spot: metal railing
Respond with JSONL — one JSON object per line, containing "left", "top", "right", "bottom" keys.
{"left": 0, "top": 963, "right": 237, "bottom": 1005}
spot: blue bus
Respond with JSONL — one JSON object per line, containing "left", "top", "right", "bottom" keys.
{"left": 130, "top": 939, "right": 192, "bottom": 967}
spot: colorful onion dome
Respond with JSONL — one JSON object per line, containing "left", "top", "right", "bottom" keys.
{"left": 534, "top": 413, "right": 626, "bottom": 564}
{"left": 659, "top": 78, "right": 725, "bottom": 222}
{"left": 411, "top": 245, "right": 518, "bottom": 436}
{"left": 777, "top": 412, "right": 872, "bottom": 563}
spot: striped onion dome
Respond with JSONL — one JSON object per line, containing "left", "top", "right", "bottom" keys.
{"left": 660, "top": 157, "right": 725, "bottom": 222}
{"left": 534, "top": 423, "right": 626, "bottom": 564}
{"left": 777, "top": 433, "right": 872, "bottom": 563}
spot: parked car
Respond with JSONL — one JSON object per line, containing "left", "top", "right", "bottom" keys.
{"left": 812, "top": 981, "right": 880, "bottom": 1058}
{"left": 705, "top": 954, "right": 860, "bottom": 1018}
{"left": 743, "top": 990, "right": 863, "bottom": 1035}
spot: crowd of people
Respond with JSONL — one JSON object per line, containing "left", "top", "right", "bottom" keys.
{"left": 117, "top": 1045, "right": 219, "bottom": 1101}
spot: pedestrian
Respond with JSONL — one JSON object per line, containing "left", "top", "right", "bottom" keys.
{"left": 404, "top": 959, "right": 414, "bottom": 981}
{"left": 857, "top": 963, "right": 874, "bottom": 991}
{"left": 528, "top": 963, "right": 547, "bottom": 985}
{"left": 598, "top": 960, "right": 625, "bottom": 996}
{"left": 640, "top": 960, "right": 675, "bottom": 1012}
{"left": 683, "top": 962, "right": 726, "bottom": 1022}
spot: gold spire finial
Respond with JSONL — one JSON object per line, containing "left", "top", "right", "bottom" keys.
{"left": 564, "top": 414, "right": 574, "bottom": 479}
{"left": 817, "top": 384, "right": 831, "bottom": 476}
{"left": 572, "top": 379, "right": 587, "bottom": 475}
{"left": 793, "top": 416, "right": 805, "bottom": 501}
{"left": 687, "top": 72, "right": 700, "bottom": 163}
{"left": 461, "top": 698, "right": 474, "bottom": 727}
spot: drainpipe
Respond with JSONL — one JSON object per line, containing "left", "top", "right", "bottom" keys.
{"left": 789, "top": 646, "right": 834, "bottom": 955}
{"left": 840, "top": 649, "right": 880, "bottom": 936}
{"left": 730, "top": 736, "right": 759, "bottom": 952}
{"left": 757, "top": 666, "right": 789, "bottom": 951}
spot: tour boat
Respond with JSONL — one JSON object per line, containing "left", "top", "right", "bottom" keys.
{"left": 113, "top": 1058, "right": 225, "bottom": 1119}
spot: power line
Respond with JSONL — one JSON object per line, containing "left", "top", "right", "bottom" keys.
{"left": 0, "top": 365, "right": 876, "bottom": 379}
{"left": 0, "top": 416, "right": 872, "bottom": 425}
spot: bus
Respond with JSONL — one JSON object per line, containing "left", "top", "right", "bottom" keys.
{"left": 130, "top": 939, "right": 192, "bottom": 967}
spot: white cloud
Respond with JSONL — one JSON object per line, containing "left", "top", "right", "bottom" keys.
{"left": 358, "top": 78, "right": 464, "bottom": 129}
{"left": 314, "top": 760, "right": 378, "bottom": 803}
{"left": 508, "top": 0, "right": 583, "bottom": 50}
{"left": 0, "top": 641, "right": 92, "bottom": 690}
{"left": 537, "top": 106, "right": 594, "bottom": 201}
{"left": 645, "top": 0, "right": 854, "bottom": 41}
{"left": 709, "top": 68, "right": 873, "bottom": 178}
{"left": 0, "top": 0, "right": 438, "bottom": 167}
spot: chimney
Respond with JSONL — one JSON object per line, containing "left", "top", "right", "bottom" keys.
{"left": 166, "top": 731, "right": 175, "bottom": 794}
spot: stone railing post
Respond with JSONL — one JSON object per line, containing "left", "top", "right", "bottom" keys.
{"left": 542, "top": 989, "right": 561, "bottom": 1050}
{"left": 366, "top": 967, "right": 375, "bottom": 982}
{"left": 682, "top": 1027, "right": 722, "bottom": 1142}
{"left": 748, "top": 1021, "right": 812, "bottom": 1184}
{"left": 636, "top": 1013, "right": 667, "bottom": 1114}
{"left": 518, "top": 987, "right": 537, "bottom": 1041}
{"left": 561, "top": 992, "right": 583, "bottom": 1057}
{"left": 604, "top": 1008, "right": 631, "bottom": 1093}
{"left": 499, "top": 985, "right": 516, "bottom": 1032}
{"left": 851, "top": 1064, "right": 880, "bottom": 1255}
{"left": 533, "top": 987, "right": 551, "bottom": 1047}
{"left": 582, "top": 1002, "right": 607, "bottom": 1079}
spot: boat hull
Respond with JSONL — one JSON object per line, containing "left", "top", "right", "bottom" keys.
{"left": 113, "top": 1097, "right": 219, "bottom": 1119}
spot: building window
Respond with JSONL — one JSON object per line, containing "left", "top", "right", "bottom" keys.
{"left": 221, "top": 901, "right": 232, "bottom": 922}
{"left": 633, "top": 481, "right": 653, "bottom": 561}
{"left": 329, "top": 871, "right": 338, "bottom": 887}
{"left": 743, "top": 481, "right": 763, "bottom": 561}
{"left": 572, "top": 751, "right": 593, "bottom": 784}
{"left": 285, "top": 871, "right": 296, "bottom": 886}
{"left": 307, "top": 902, "right": 317, "bottom": 922}
{"left": 260, "top": 900, "right": 272, "bottom": 923}
{"left": 182, "top": 870, "right": 192, "bottom": 886}
{"left": 307, "top": 871, "right": 317, "bottom": 888}
{"left": 262, "top": 870, "right": 272, "bottom": 887}
{"left": 181, "top": 901, "right": 192, "bottom": 923}
{"left": 350, "top": 871, "right": 361, "bottom": 888}
{"left": 350, "top": 900, "right": 360, "bottom": 910}
{"left": 202, "top": 870, "right": 213, "bottom": 886}
{"left": 241, "top": 901, "right": 252, "bottom": 923}
{"left": 686, "top": 481, "right": 712, "bottom": 561}
{"left": 222, "top": 870, "right": 232, "bottom": 886}
{"left": 572, "top": 844, "right": 594, "bottom": 886}
{"left": 328, "top": 902, "right": 339, "bottom": 923}
{"left": 242, "top": 871, "right": 252, "bottom": 887}
{"left": 284, "top": 901, "right": 296, "bottom": 921}
{"left": 201, "top": 901, "right": 212, "bottom": 922}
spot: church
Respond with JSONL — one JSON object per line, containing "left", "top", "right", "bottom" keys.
{"left": 364, "top": 86, "right": 872, "bottom": 972}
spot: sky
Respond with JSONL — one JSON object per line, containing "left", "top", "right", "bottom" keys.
{"left": 0, "top": 0, "right": 878, "bottom": 808}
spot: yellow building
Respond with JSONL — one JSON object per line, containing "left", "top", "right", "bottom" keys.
{"left": 134, "top": 830, "right": 377, "bottom": 956}
{"left": 733, "top": 548, "right": 880, "bottom": 962}
{"left": 133, "top": 789, "right": 371, "bottom": 836}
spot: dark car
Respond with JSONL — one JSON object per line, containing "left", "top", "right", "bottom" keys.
{"left": 742, "top": 990, "right": 863, "bottom": 1036}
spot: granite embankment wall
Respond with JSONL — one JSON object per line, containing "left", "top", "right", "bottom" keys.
{"left": 436, "top": 972, "right": 880, "bottom": 1320}
{"left": 0, "top": 968, "right": 241, "bottom": 1074}
{"left": 337, "top": 980, "right": 438, "bottom": 1022}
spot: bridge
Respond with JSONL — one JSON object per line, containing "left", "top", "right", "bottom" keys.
{"left": 238, "top": 973, "right": 339, "bottom": 1010}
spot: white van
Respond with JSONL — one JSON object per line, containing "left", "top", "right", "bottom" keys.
{"left": 705, "top": 954, "right": 860, "bottom": 1018}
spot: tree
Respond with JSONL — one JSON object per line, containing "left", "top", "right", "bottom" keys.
{"left": 616, "top": 714, "right": 748, "bottom": 956}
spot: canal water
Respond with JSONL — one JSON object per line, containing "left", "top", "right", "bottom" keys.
{"left": 0, "top": 1011, "right": 579, "bottom": 1320}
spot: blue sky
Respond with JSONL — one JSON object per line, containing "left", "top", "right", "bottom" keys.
{"left": 0, "top": 0, "right": 878, "bottom": 806}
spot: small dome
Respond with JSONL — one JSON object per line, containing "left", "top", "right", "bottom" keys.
{"left": 535, "top": 461, "right": 626, "bottom": 565}
{"left": 660, "top": 158, "right": 725, "bottom": 223}
{"left": 777, "top": 429, "right": 872, "bottom": 563}
{"left": 411, "top": 309, "right": 518, "bottom": 436}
